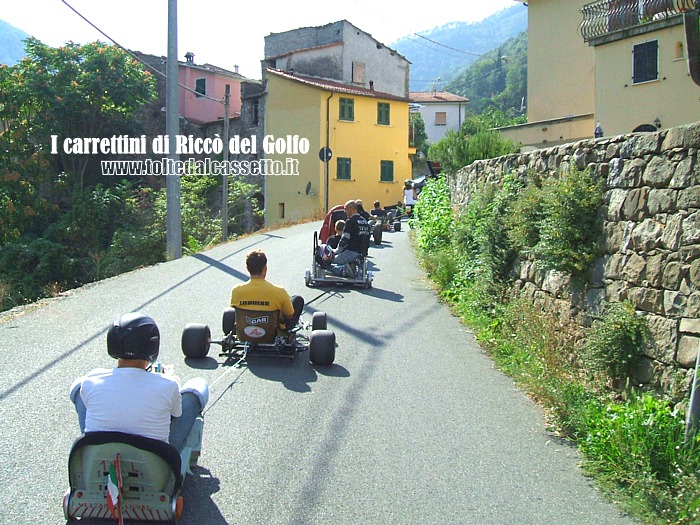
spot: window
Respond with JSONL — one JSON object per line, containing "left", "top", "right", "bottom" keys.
{"left": 337, "top": 157, "right": 352, "bottom": 180}
{"left": 633, "top": 40, "right": 658, "bottom": 83}
{"left": 380, "top": 160, "right": 394, "bottom": 182}
{"left": 435, "top": 112, "right": 447, "bottom": 126}
{"left": 352, "top": 62, "right": 365, "bottom": 84}
{"left": 377, "top": 102, "right": 390, "bottom": 125}
{"left": 339, "top": 98, "right": 354, "bottom": 121}
{"left": 195, "top": 78, "right": 206, "bottom": 97}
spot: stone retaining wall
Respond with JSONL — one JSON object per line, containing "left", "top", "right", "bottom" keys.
{"left": 448, "top": 123, "right": 700, "bottom": 399}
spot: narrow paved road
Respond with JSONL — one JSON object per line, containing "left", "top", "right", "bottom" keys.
{"left": 0, "top": 220, "right": 637, "bottom": 524}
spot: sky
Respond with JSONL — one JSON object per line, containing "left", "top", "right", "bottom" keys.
{"left": 2, "top": 0, "right": 517, "bottom": 79}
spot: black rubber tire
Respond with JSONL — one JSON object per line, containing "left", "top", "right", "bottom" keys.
{"left": 373, "top": 223, "right": 382, "bottom": 245}
{"left": 312, "top": 311, "right": 327, "bottom": 330}
{"left": 309, "top": 330, "right": 335, "bottom": 365}
{"left": 222, "top": 307, "right": 236, "bottom": 335}
{"left": 181, "top": 324, "right": 211, "bottom": 358}
{"left": 394, "top": 221, "right": 401, "bottom": 232}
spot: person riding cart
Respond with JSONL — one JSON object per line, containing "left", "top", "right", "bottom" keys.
{"left": 330, "top": 200, "right": 371, "bottom": 277}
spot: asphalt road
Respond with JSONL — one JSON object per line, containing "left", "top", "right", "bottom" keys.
{"left": 0, "top": 220, "right": 638, "bottom": 525}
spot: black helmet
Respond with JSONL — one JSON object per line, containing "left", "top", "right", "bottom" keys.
{"left": 107, "top": 312, "right": 160, "bottom": 363}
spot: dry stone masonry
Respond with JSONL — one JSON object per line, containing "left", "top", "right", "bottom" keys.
{"left": 448, "top": 123, "right": 700, "bottom": 400}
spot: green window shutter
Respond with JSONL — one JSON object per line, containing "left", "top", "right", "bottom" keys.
{"left": 337, "top": 157, "right": 352, "bottom": 180}
{"left": 377, "top": 102, "right": 390, "bottom": 125}
{"left": 339, "top": 98, "right": 354, "bottom": 121}
{"left": 380, "top": 160, "right": 394, "bottom": 182}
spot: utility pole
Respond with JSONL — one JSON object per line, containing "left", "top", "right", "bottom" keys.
{"left": 166, "top": 0, "right": 182, "bottom": 259}
{"left": 222, "top": 84, "right": 230, "bottom": 241}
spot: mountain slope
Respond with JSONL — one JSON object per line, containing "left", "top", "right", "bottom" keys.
{"left": 391, "top": 4, "right": 528, "bottom": 92}
{"left": 0, "top": 19, "right": 29, "bottom": 65}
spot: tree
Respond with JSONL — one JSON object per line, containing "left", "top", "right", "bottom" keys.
{"left": 427, "top": 115, "right": 519, "bottom": 175}
{"left": 7, "top": 38, "right": 156, "bottom": 190}
{"left": 409, "top": 112, "right": 429, "bottom": 156}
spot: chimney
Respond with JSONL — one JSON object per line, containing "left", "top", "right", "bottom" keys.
{"left": 233, "top": 64, "right": 239, "bottom": 74}
{"left": 369, "top": 80, "right": 374, "bottom": 91}
{"left": 185, "top": 52, "right": 194, "bottom": 63}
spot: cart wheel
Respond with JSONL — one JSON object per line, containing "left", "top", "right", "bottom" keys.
{"left": 222, "top": 308, "right": 236, "bottom": 335}
{"left": 393, "top": 221, "right": 401, "bottom": 232}
{"left": 309, "top": 330, "right": 335, "bottom": 365}
{"left": 373, "top": 223, "right": 383, "bottom": 245}
{"left": 181, "top": 324, "right": 211, "bottom": 358}
{"left": 62, "top": 490, "right": 71, "bottom": 520}
{"left": 305, "top": 268, "right": 312, "bottom": 287}
{"left": 365, "top": 271, "right": 373, "bottom": 289}
{"left": 175, "top": 495, "right": 184, "bottom": 521}
{"left": 312, "top": 312, "right": 327, "bottom": 330}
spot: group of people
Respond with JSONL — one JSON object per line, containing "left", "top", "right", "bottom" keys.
{"left": 69, "top": 185, "right": 421, "bottom": 457}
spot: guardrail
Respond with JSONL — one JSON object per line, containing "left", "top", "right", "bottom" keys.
{"left": 580, "top": 0, "right": 696, "bottom": 41}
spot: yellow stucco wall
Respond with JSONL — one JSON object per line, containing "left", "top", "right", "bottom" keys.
{"left": 327, "top": 94, "right": 410, "bottom": 212}
{"left": 526, "top": 0, "right": 595, "bottom": 122}
{"left": 594, "top": 23, "right": 700, "bottom": 136}
{"left": 264, "top": 75, "right": 324, "bottom": 225}
{"left": 264, "top": 73, "right": 412, "bottom": 226}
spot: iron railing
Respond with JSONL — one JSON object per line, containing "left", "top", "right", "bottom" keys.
{"left": 581, "top": 0, "right": 696, "bottom": 41}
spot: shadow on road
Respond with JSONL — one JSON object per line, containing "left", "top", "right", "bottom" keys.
{"left": 180, "top": 466, "right": 228, "bottom": 525}
{"left": 0, "top": 237, "right": 271, "bottom": 404}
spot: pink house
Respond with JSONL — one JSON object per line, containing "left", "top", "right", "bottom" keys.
{"left": 178, "top": 52, "right": 245, "bottom": 124}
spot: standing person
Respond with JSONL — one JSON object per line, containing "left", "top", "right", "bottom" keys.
{"left": 69, "top": 312, "right": 209, "bottom": 452}
{"left": 331, "top": 200, "right": 370, "bottom": 277}
{"left": 230, "top": 249, "right": 304, "bottom": 330}
{"left": 403, "top": 179, "right": 418, "bottom": 216}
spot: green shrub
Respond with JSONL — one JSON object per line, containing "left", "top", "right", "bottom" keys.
{"left": 583, "top": 301, "right": 648, "bottom": 385}
{"left": 578, "top": 394, "right": 700, "bottom": 523}
{"left": 412, "top": 176, "right": 453, "bottom": 253}
{"left": 531, "top": 167, "right": 604, "bottom": 275}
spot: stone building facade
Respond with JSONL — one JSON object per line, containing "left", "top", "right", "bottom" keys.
{"left": 448, "top": 123, "right": 700, "bottom": 400}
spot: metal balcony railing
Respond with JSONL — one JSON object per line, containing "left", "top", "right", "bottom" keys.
{"left": 580, "top": 0, "right": 696, "bottom": 41}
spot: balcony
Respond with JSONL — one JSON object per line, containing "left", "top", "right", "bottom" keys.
{"left": 580, "top": 0, "right": 696, "bottom": 42}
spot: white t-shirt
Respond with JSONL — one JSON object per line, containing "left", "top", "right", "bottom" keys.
{"left": 404, "top": 187, "right": 417, "bottom": 205}
{"left": 79, "top": 367, "right": 182, "bottom": 443}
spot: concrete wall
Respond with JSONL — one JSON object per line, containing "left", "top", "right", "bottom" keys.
{"left": 448, "top": 123, "right": 700, "bottom": 400}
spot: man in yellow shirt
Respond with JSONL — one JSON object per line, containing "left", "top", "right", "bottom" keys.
{"left": 230, "top": 249, "right": 304, "bottom": 331}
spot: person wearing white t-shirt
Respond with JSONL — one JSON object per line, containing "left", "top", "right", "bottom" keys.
{"left": 70, "top": 312, "right": 208, "bottom": 451}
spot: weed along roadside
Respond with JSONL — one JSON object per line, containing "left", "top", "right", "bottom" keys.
{"left": 412, "top": 157, "right": 700, "bottom": 524}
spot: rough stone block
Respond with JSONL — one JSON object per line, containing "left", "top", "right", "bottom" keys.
{"left": 628, "top": 287, "right": 665, "bottom": 314}
{"left": 642, "top": 156, "right": 674, "bottom": 187}
{"left": 647, "top": 189, "right": 677, "bottom": 215}
{"left": 623, "top": 188, "right": 649, "bottom": 220}
{"left": 682, "top": 212, "right": 700, "bottom": 245}
{"left": 630, "top": 219, "right": 663, "bottom": 252}
{"left": 646, "top": 314, "right": 678, "bottom": 362}
{"left": 664, "top": 290, "right": 687, "bottom": 316}
{"left": 660, "top": 213, "right": 683, "bottom": 251}
{"left": 677, "top": 335, "right": 700, "bottom": 368}
{"left": 670, "top": 154, "right": 697, "bottom": 189}
{"left": 677, "top": 185, "right": 700, "bottom": 210}
{"left": 662, "top": 261, "right": 684, "bottom": 291}
{"left": 680, "top": 317, "right": 700, "bottom": 334}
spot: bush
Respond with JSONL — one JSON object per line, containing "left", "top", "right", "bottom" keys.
{"left": 412, "top": 176, "right": 453, "bottom": 253}
{"left": 531, "top": 167, "right": 604, "bottom": 275}
{"left": 583, "top": 301, "right": 648, "bottom": 386}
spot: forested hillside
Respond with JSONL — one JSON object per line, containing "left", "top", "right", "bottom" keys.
{"left": 392, "top": 5, "right": 527, "bottom": 92}
{"left": 444, "top": 31, "right": 528, "bottom": 117}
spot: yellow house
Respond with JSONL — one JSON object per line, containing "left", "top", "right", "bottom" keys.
{"left": 499, "top": 0, "right": 699, "bottom": 148}
{"left": 263, "top": 68, "right": 414, "bottom": 225}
